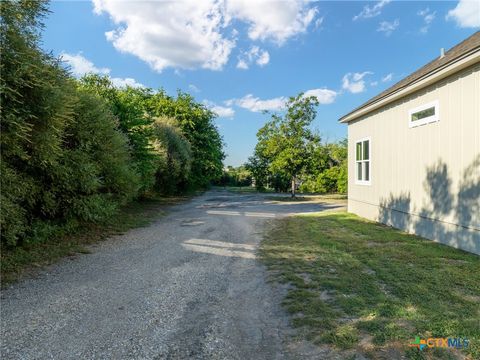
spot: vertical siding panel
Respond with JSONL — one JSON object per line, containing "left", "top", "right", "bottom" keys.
{"left": 346, "top": 64, "right": 480, "bottom": 254}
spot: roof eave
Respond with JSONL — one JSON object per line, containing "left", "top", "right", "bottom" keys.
{"left": 339, "top": 48, "right": 480, "bottom": 124}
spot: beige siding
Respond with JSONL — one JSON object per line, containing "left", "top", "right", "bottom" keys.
{"left": 347, "top": 63, "right": 480, "bottom": 254}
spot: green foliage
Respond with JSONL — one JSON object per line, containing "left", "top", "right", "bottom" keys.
{"left": 255, "top": 94, "right": 320, "bottom": 195}
{"left": 79, "top": 79, "right": 224, "bottom": 192}
{"left": 0, "top": 0, "right": 224, "bottom": 248}
{"left": 78, "top": 75, "right": 159, "bottom": 194}
{"left": 246, "top": 154, "right": 270, "bottom": 190}
{"left": 299, "top": 163, "right": 347, "bottom": 194}
{"left": 1, "top": 0, "right": 74, "bottom": 245}
{"left": 215, "top": 166, "right": 252, "bottom": 187}
{"left": 57, "top": 90, "right": 140, "bottom": 219}
{"left": 0, "top": 163, "right": 32, "bottom": 246}
{"left": 247, "top": 93, "right": 347, "bottom": 195}
{"left": 152, "top": 116, "right": 192, "bottom": 194}
{"left": 146, "top": 91, "right": 225, "bottom": 189}
{"left": 234, "top": 167, "right": 252, "bottom": 187}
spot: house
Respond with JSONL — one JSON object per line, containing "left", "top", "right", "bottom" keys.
{"left": 339, "top": 31, "right": 480, "bottom": 255}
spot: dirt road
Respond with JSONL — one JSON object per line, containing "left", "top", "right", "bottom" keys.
{"left": 1, "top": 190, "right": 345, "bottom": 359}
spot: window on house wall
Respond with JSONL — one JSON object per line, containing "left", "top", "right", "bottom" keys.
{"left": 409, "top": 100, "right": 439, "bottom": 128}
{"left": 355, "top": 138, "right": 370, "bottom": 185}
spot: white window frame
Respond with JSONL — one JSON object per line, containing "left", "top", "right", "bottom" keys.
{"left": 355, "top": 137, "right": 371, "bottom": 186}
{"left": 408, "top": 100, "right": 439, "bottom": 128}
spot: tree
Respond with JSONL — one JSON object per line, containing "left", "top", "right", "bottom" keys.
{"left": 152, "top": 116, "right": 192, "bottom": 194}
{"left": 78, "top": 75, "right": 160, "bottom": 194}
{"left": 0, "top": 0, "right": 139, "bottom": 246}
{"left": 214, "top": 165, "right": 252, "bottom": 187}
{"left": 146, "top": 91, "right": 225, "bottom": 189}
{"left": 1, "top": 0, "right": 75, "bottom": 245}
{"left": 254, "top": 94, "right": 321, "bottom": 197}
{"left": 298, "top": 139, "right": 348, "bottom": 194}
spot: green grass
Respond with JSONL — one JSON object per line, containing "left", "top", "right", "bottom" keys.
{"left": 265, "top": 194, "right": 348, "bottom": 202}
{"left": 1, "top": 195, "right": 187, "bottom": 285}
{"left": 219, "top": 186, "right": 274, "bottom": 194}
{"left": 260, "top": 212, "right": 480, "bottom": 360}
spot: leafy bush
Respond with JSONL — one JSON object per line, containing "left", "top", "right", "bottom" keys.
{"left": 79, "top": 77, "right": 225, "bottom": 192}
{"left": 0, "top": 0, "right": 224, "bottom": 249}
{"left": 299, "top": 165, "right": 347, "bottom": 194}
{"left": 57, "top": 90, "right": 140, "bottom": 221}
{"left": 1, "top": 0, "right": 75, "bottom": 245}
{"left": 146, "top": 91, "right": 225, "bottom": 189}
{"left": 298, "top": 178, "right": 316, "bottom": 193}
{"left": 316, "top": 166, "right": 342, "bottom": 193}
{"left": 1, "top": 1, "right": 138, "bottom": 246}
{"left": 79, "top": 75, "right": 159, "bottom": 194}
{"left": 0, "top": 163, "right": 32, "bottom": 246}
{"left": 152, "top": 116, "right": 192, "bottom": 194}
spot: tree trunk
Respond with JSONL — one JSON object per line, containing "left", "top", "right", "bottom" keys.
{"left": 291, "top": 177, "right": 296, "bottom": 198}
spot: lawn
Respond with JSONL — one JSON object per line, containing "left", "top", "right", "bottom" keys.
{"left": 260, "top": 212, "right": 480, "bottom": 360}
{"left": 265, "top": 194, "right": 347, "bottom": 202}
{"left": 223, "top": 186, "right": 274, "bottom": 194}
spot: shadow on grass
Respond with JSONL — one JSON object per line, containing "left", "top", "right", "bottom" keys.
{"left": 260, "top": 212, "right": 480, "bottom": 359}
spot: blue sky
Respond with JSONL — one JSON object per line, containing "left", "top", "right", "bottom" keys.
{"left": 42, "top": 0, "right": 480, "bottom": 166}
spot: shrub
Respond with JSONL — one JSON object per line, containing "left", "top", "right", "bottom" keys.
{"left": 147, "top": 91, "right": 225, "bottom": 189}
{"left": 152, "top": 116, "right": 192, "bottom": 194}
{"left": 78, "top": 75, "right": 159, "bottom": 195}
{"left": 0, "top": 1, "right": 139, "bottom": 246}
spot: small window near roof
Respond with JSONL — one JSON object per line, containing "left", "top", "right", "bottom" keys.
{"left": 355, "top": 138, "right": 371, "bottom": 185}
{"left": 409, "top": 100, "right": 439, "bottom": 128}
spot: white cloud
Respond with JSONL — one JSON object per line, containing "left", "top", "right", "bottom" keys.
{"left": 61, "top": 52, "right": 144, "bottom": 88}
{"left": 94, "top": 0, "right": 318, "bottom": 72}
{"left": 203, "top": 100, "right": 235, "bottom": 118}
{"left": 303, "top": 88, "right": 338, "bottom": 104}
{"left": 227, "top": 94, "right": 287, "bottom": 112}
{"left": 60, "top": 52, "right": 110, "bottom": 77}
{"left": 446, "top": 0, "right": 480, "bottom": 28}
{"left": 417, "top": 8, "right": 436, "bottom": 33}
{"left": 110, "top": 77, "right": 145, "bottom": 88}
{"left": 236, "top": 59, "right": 249, "bottom": 70}
{"left": 342, "top": 72, "right": 373, "bottom": 94}
{"left": 370, "top": 81, "right": 379, "bottom": 86}
{"left": 212, "top": 105, "right": 235, "bottom": 118}
{"left": 422, "top": 10, "right": 436, "bottom": 24}
{"left": 95, "top": 0, "right": 234, "bottom": 72}
{"left": 226, "top": 87, "right": 338, "bottom": 113}
{"left": 353, "top": 0, "right": 391, "bottom": 21}
{"left": 188, "top": 84, "right": 200, "bottom": 93}
{"left": 377, "top": 19, "right": 399, "bottom": 36}
{"left": 227, "top": 0, "right": 318, "bottom": 45}
{"left": 256, "top": 50, "right": 270, "bottom": 66}
{"left": 381, "top": 73, "right": 393, "bottom": 82}
{"left": 236, "top": 46, "right": 270, "bottom": 69}
{"left": 314, "top": 17, "right": 324, "bottom": 29}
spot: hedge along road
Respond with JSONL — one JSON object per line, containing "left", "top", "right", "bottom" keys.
{"left": 1, "top": 189, "right": 345, "bottom": 359}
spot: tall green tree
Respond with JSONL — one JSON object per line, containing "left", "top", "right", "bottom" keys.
{"left": 0, "top": 0, "right": 139, "bottom": 246}
{"left": 254, "top": 94, "right": 320, "bottom": 197}
{"left": 152, "top": 116, "right": 192, "bottom": 194}
{"left": 299, "top": 139, "right": 348, "bottom": 194}
{"left": 245, "top": 154, "right": 269, "bottom": 190}
{"left": 78, "top": 75, "right": 159, "bottom": 194}
{"left": 1, "top": 0, "right": 74, "bottom": 245}
{"left": 146, "top": 91, "right": 225, "bottom": 189}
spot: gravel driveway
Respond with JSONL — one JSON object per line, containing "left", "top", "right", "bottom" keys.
{"left": 1, "top": 190, "right": 345, "bottom": 359}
